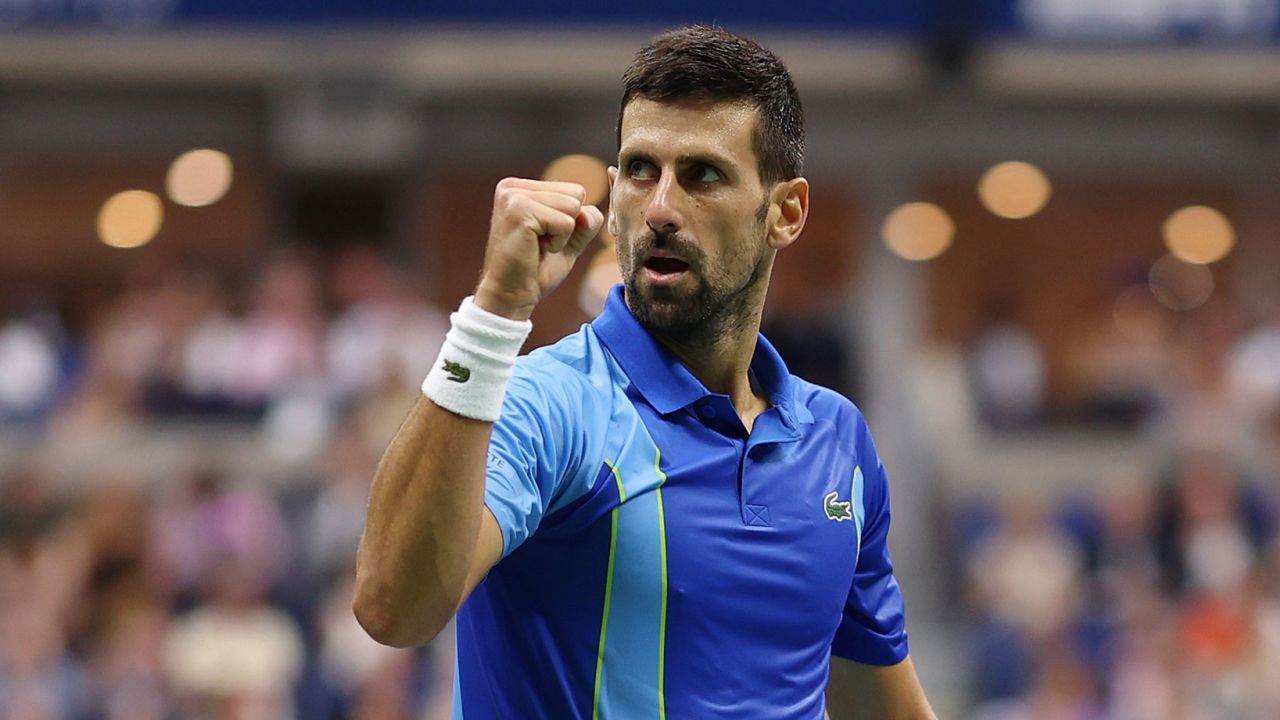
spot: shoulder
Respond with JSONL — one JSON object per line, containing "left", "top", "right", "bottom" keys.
{"left": 791, "top": 376, "right": 884, "bottom": 470}
{"left": 791, "top": 376, "right": 869, "bottom": 435}
{"left": 514, "top": 324, "right": 615, "bottom": 390}
{"left": 505, "top": 324, "right": 619, "bottom": 425}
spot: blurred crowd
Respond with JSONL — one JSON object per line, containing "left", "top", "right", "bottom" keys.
{"left": 956, "top": 292, "right": 1280, "bottom": 719}
{"left": 0, "top": 248, "right": 453, "bottom": 720}
{"left": 2, "top": 243, "right": 1280, "bottom": 719}
{"left": 0, "top": 246, "right": 447, "bottom": 437}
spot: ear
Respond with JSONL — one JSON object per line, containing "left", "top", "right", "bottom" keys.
{"left": 765, "top": 177, "right": 809, "bottom": 251}
{"left": 607, "top": 166, "right": 619, "bottom": 237}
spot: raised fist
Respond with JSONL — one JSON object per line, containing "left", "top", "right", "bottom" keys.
{"left": 474, "top": 178, "right": 604, "bottom": 321}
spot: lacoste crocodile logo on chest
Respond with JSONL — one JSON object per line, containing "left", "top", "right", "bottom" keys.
{"left": 823, "top": 491, "right": 852, "bottom": 522}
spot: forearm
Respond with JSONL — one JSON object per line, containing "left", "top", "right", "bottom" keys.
{"left": 826, "top": 656, "right": 936, "bottom": 720}
{"left": 352, "top": 176, "right": 600, "bottom": 647}
{"left": 353, "top": 394, "right": 492, "bottom": 647}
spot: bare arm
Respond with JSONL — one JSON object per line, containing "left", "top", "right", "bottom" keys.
{"left": 353, "top": 396, "right": 505, "bottom": 647}
{"left": 826, "top": 656, "right": 936, "bottom": 720}
{"left": 352, "top": 178, "right": 603, "bottom": 648}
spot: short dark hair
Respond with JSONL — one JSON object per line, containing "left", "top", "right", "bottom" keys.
{"left": 618, "top": 25, "right": 805, "bottom": 184}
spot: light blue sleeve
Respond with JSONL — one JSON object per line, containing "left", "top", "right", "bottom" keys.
{"left": 483, "top": 346, "right": 612, "bottom": 558}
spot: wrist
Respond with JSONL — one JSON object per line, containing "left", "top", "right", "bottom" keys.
{"left": 421, "top": 296, "right": 533, "bottom": 422}
{"left": 474, "top": 283, "right": 537, "bottom": 323}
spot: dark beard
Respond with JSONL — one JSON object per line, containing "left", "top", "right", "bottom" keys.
{"left": 624, "top": 200, "right": 771, "bottom": 342}
{"left": 625, "top": 250, "right": 768, "bottom": 342}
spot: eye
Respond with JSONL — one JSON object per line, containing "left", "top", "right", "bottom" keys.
{"left": 690, "top": 164, "right": 722, "bottom": 184}
{"left": 627, "top": 158, "right": 657, "bottom": 180}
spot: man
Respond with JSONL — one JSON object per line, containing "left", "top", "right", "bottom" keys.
{"left": 354, "top": 25, "right": 936, "bottom": 719}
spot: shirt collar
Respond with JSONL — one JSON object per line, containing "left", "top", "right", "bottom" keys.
{"left": 591, "top": 284, "right": 812, "bottom": 425}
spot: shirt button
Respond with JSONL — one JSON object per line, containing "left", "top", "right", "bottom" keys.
{"left": 698, "top": 404, "right": 716, "bottom": 419}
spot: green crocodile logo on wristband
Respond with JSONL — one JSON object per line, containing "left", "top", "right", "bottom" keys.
{"left": 443, "top": 360, "right": 471, "bottom": 383}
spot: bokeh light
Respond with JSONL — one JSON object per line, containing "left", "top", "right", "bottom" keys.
{"left": 1148, "top": 254, "right": 1214, "bottom": 311}
{"left": 542, "top": 154, "right": 609, "bottom": 206}
{"left": 977, "top": 161, "right": 1052, "bottom": 219}
{"left": 1162, "top": 205, "right": 1235, "bottom": 264}
{"left": 166, "top": 148, "right": 234, "bottom": 208}
{"left": 97, "top": 190, "right": 163, "bottom": 249}
{"left": 882, "top": 202, "right": 955, "bottom": 261}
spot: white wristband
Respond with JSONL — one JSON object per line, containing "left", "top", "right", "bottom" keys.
{"left": 421, "top": 296, "right": 533, "bottom": 422}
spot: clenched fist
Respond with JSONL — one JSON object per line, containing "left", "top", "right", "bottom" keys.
{"left": 474, "top": 178, "right": 605, "bottom": 321}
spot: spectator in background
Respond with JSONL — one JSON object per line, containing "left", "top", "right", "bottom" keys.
{"left": 1227, "top": 298, "right": 1280, "bottom": 449}
{"left": 309, "top": 576, "right": 452, "bottom": 720}
{"left": 1159, "top": 300, "right": 1244, "bottom": 457}
{"left": 173, "top": 270, "right": 248, "bottom": 417}
{"left": 0, "top": 472, "right": 89, "bottom": 641}
{"left": 969, "top": 492, "right": 1085, "bottom": 639}
{"left": 1243, "top": 540, "right": 1280, "bottom": 715}
{"left": 82, "top": 264, "right": 181, "bottom": 416}
{"left": 1065, "top": 273, "right": 1174, "bottom": 429}
{"left": 226, "top": 252, "right": 325, "bottom": 409}
{"left": 0, "top": 471, "right": 92, "bottom": 720}
{"left": 1153, "top": 449, "right": 1274, "bottom": 598}
{"left": 325, "top": 246, "right": 447, "bottom": 405}
{"left": 1141, "top": 445, "right": 1280, "bottom": 718}
{"left": 964, "top": 491, "right": 1087, "bottom": 710}
{"left": 967, "top": 299, "right": 1045, "bottom": 430}
{"left": 150, "top": 469, "right": 292, "bottom": 608}
{"left": 83, "top": 603, "right": 174, "bottom": 720}
{"left": 0, "top": 290, "right": 64, "bottom": 429}
{"left": 0, "top": 604, "right": 90, "bottom": 720}
{"left": 165, "top": 556, "right": 305, "bottom": 720}
{"left": 971, "top": 646, "right": 1103, "bottom": 720}
{"left": 53, "top": 260, "right": 221, "bottom": 430}
{"left": 1106, "top": 580, "right": 1181, "bottom": 720}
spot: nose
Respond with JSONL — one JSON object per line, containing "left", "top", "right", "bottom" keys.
{"left": 643, "top": 170, "right": 683, "bottom": 236}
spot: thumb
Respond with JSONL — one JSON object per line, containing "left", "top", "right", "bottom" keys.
{"left": 564, "top": 205, "right": 604, "bottom": 257}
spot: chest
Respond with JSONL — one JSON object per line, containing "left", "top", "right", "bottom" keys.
{"left": 536, "top": 404, "right": 865, "bottom": 641}
{"left": 656, "top": 416, "right": 863, "bottom": 623}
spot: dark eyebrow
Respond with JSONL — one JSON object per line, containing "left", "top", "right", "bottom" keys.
{"left": 676, "top": 153, "right": 736, "bottom": 171}
{"left": 619, "top": 150, "right": 656, "bottom": 165}
{"left": 619, "top": 146, "right": 737, "bottom": 172}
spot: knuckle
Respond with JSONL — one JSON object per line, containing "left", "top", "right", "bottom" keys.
{"left": 497, "top": 191, "right": 528, "bottom": 216}
{"left": 553, "top": 215, "right": 576, "bottom": 235}
{"left": 494, "top": 178, "right": 522, "bottom": 204}
{"left": 508, "top": 194, "right": 533, "bottom": 214}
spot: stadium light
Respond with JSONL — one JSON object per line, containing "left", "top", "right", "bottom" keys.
{"left": 97, "top": 190, "right": 163, "bottom": 249}
{"left": 1162, "top": 205, "right": 1234, "bottom": 265}
{"left": 167, "top": 148, "right": 234, "bottom": 208}
{"left": 882, "top": 202, "right": 954, "bottom": 261}
{"left": 977, "top": 161, "right": 1051, "bottom": 219}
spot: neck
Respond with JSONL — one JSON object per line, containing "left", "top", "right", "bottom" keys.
{"left": 653, "top": 309, "right": 760, "bottom": 399}
{"left": 648, "top": 264, "right": 774, "bottom": 423}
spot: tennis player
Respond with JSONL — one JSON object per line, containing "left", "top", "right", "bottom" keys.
{"left": 355, "top": 25, "right": 936, "bottom": 719}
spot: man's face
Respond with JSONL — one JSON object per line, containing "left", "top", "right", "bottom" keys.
{"left": 610, "top": 98, "right": 772, "bottom": 337}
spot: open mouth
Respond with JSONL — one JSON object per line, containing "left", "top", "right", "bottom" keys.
{"left": 644, "top": 256, "right": 690, "bottom": 278}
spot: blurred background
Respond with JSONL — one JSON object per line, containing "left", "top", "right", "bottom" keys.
{"left": 2, "top": 1, "right": 1280, "bottom": 718}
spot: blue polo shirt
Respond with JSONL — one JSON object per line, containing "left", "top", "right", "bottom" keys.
{"left": 454, "top": 286, "right": 908, "bottom": 719}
